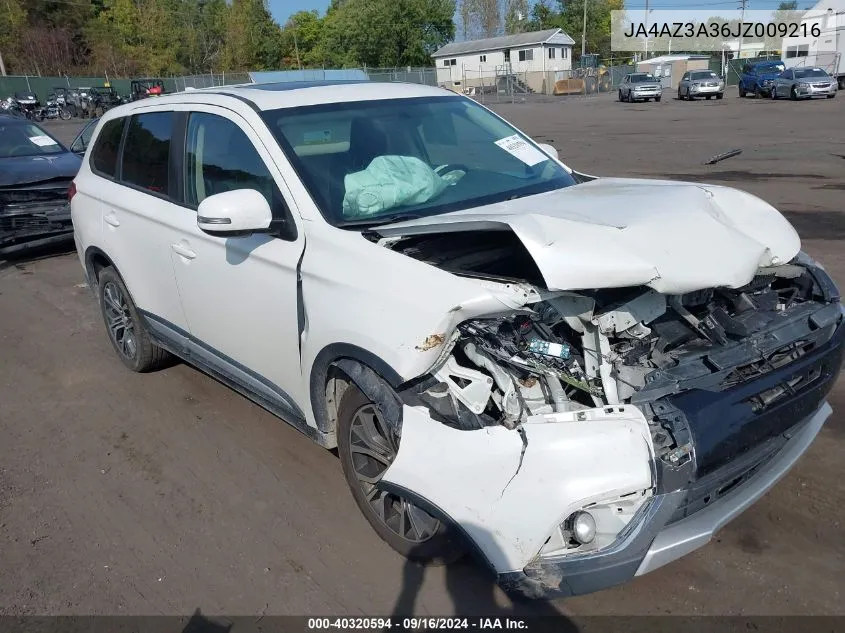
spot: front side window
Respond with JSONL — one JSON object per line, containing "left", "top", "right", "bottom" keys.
{"left": 262, "top": 96, "right": 577, "bottom": 228}
{"left": 184, "top": 113, "right": 276, "bottom": 208}
{"left": 0, "top": 121, "right": 65, "bottom": 158}
{"left": 90, "top": 118, "right": 125, "bottom": 177}
{"left": 71, "top": 118, "right": 99, "bottom": 154}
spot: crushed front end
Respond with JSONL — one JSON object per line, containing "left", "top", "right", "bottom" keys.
{"left": 0, "top": 179, "right": 74, "bottom": 257}
{"left": 380, "top": 254, "right": 843, "bottom": 597}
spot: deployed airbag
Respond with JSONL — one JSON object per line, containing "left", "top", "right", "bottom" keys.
{"left": 343, "top": 156, "right": 460, "bottom": 218}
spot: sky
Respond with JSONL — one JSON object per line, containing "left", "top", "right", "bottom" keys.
{"left": 269, "top": 0, "right": 810, "bottom": 28}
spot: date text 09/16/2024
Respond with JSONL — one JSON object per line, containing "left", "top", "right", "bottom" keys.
{"left": 307, "top": 618, "right": 529, "bottom": 630}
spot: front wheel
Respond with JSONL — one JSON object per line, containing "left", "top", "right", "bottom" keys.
{"left": 791, "top": 87, "right": 798, "bottom": 101}
{"left": 618, "top": 89, "right": 623, "bottom": 102}
{"left": 337, "top": 385, "right": 466, "bottom": 564}
{"left": 771, "top": 87, "right": 777, "bottom": 100}
{"left": 827, "top": 93, "right": 836, "bottom": 99}
{"left": 98, "top": 267, "right": 171, "bottom": 372}
{"left": 655, "top": 95, "right": 661, "bottom": 102}
{"left": 59, "top": 107, "right": 72, "bottom": 120}
{"left": 739, "top": 85, "right": 746, "bottom": 98}
{"left": 716, "top": 92, "right": 723, "bottom": 100}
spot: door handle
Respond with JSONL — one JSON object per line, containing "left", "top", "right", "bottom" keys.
{"left": 171, "top": 242, "right": 197, "bottom": 260}
{"left": 104, "top": 212, "right": 120, "bottom": 227}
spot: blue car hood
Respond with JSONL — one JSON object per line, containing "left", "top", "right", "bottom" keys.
{"left": 0, "top": 151, "right": 82, "bottom": 187}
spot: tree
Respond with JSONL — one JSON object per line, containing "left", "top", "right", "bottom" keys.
{"left": 221, "top": 0, "right": 283, "bottom": 71}
{"left": 777, "top": 1, "right": 798, "bottom": 10}
{"left": 504, "top": 0, "right": 530, "bottom": 34}
{"left": 459, "top": 0, "right": 501, "bottom": 38}
{"left": 281, "top": 10, "right": 325, "bottom": 68}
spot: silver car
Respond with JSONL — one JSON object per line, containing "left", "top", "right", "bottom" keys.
{"left": 772, "top": 67, "right": 838, "bottom": 100}
{"left": 677, "top": 70, "right": 725, "bottom": 101}
{"left": 618, "top": 73, "right": 663, "bottom": 102}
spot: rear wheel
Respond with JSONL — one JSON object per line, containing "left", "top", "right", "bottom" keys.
{"left": 59, "top": 107, "right": 72, "bottom": 120}
{"left": 98, "top": 267, "right": 171, "bottom": 372}
{"left": 337, "top": 385, "right": 466, "bottom": 564}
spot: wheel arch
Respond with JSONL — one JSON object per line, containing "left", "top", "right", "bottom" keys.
{"left": 84, "top": 245, "right": 116, "bottom": 290}
{"left": 309, "top": 343, "right": 404, "bottom": 439}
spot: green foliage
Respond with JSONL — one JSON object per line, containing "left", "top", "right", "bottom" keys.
{"left": 0, "top": 0, "right": 455, "bottom": 76}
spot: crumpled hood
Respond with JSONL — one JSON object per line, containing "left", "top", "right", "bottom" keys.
{"left": 375, "top": 178, "right": 801, "bottom": 294}
{"left": 0, "top": 152, "right": 81, "bottom": 187}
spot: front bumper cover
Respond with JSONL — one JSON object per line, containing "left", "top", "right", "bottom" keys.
{"left": 501, "top": 401, "right": 831, "bottom": 598}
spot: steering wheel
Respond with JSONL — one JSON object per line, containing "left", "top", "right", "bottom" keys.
{"left": 435, "top": 163, "right": 471, "bottom": 175}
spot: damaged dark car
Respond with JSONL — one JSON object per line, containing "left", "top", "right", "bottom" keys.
{"left": 0, "top": 115, "right": 80, "bottom": 257}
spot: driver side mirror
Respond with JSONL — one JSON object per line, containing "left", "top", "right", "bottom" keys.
{"left": 197, "top": 189, "right": 272, "bottom": 236}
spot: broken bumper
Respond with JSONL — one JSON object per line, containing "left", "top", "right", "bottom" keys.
{"left": 501, "top": 401, "right": 829, "bottom": 598}
{"left": 0, "top": 201, "right": 73, "bottom": 257}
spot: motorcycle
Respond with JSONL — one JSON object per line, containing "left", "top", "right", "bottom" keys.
{"left": 0, "top": 96, "right": 26, "bottom": 118}
{"left": 33, "top": 96, "right": 73, "bottom": 122}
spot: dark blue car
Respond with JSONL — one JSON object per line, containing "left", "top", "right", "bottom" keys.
{"left": 738, "top": 60, "right": 786, "bottom": 98}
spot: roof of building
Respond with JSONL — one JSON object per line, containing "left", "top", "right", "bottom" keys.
{"left": 104, "top": 81, "right": 452, "bottom": 114}
{"left": 432, "top": 29, "right": 575, "bottom": 58}
{"left": 636, "top": 54, "right": 711, "bottom": 66}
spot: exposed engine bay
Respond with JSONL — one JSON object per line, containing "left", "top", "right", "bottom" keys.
{"left": 403, "top": 254, "right": 842, "bottom": 458}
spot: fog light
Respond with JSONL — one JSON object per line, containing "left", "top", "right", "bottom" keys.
{"left": 569, "top": 511, "right": 597, "bottom": 544}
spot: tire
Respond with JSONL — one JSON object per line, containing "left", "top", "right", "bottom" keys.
{"left": 754, "top": 87, "right": 761, "bottom": 99}
{"left": 678, "top": 88, "right": 682, "bottom": 100}
{"left": 716, "top": 92, "right": 723, "bottom": 100}
{"left": 790, "top": 86, "right": 798, "bottom": 101}
{"left": 97, "top": 267, "right": 171, "bottom": 372}
{"left": 618, "top": 89, "right": 623, "bottom": 102}
{"left": 627, "top": 91, "right": 634, "bottom": 103}
{"left": 739, "top": 85, "right": 746, "bottom": 98}
{"left": 827, "top": 93, "right": 835, "bottom": 99}
{"left": 59, "top": 107, "right": 72, "bottom": 121}
{"left": 655, "top": 95, "right": 661, "bottom": 102}
{"left": 706, "top": 95, "right": 712, "bottom": 100}
{"left": 771, "top": 87, "right": 777, "bottom": 100}
{"left": 337, "top": 385, "right": 466, "bottom": 564}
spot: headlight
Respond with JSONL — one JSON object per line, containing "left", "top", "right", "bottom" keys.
{"left": 763, "top": 80, "right": 773, "bottom": 86}
{"left": 539, "top": 491, "right": 652, "bottom": 558}
{"left": 798, "top": 82, "right": 810, "bottom": 88}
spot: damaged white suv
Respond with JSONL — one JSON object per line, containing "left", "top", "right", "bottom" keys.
{"left": 71, "top": 81, "right": 844, "bottom": 598}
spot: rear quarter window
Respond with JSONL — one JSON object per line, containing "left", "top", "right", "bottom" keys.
{"left": 90, "top": 118, "right": 125, "bottom": 178}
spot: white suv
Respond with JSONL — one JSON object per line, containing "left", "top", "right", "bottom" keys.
{"left": 71, "top": 81, "right": 843, "bottom": 598}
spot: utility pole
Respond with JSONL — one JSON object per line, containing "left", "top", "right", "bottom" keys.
{"left": 581, "top": 0, "right": 587, "bottom": 58}
{"left": 0, "top": 49, "right": 6, "bottom": 76}
{"left": 644, "top": 0, "right": 649, "bottom": 60}
{"left": 737, "top": 0, "right": 748, "bottom": 62}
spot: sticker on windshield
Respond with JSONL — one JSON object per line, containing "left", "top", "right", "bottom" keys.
{"left": 494, "top": 134, "right": 548, "bottom": 167}
{"left": 29, "top": 135, "right": 58, "bottom": 147}
{"left": 303, "top": 129, "right": 333, "bottom": 145}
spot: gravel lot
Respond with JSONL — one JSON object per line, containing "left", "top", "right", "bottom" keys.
{"left": 2, "top": 93, "right": 844, "bottom": 617}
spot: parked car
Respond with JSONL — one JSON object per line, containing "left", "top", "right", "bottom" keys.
{"left": 0, "top": 115, "right": 81, "bottom": 257}
{"left": 677, "top": 70, "right": 725, "bottom": 100}
{"left": 772, "top": 67, "right": 838, "bottom": 100}
{"left": 70, "top": 83, "right": 843, "bottom": 599}
{"left": 69, "top": 117, "right": 100, "bottom": 156}
{"left": 738, "top": 60, "right": 786, "bottom": 98}
{"left": 618, "top": 72, "right": 663, "bottom": 102}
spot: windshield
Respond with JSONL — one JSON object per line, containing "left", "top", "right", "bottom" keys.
{"left": 759, "top": 63, "right": 785, "bottom": 74}
{"left": 691, "top": 71, "right": 718, "bottom": 80}
{"left": 0, "top": 122, "right": 66, "bottom": 158}
{"left": 262, "top": 96, "right": 577, "bottom": 228}
{"left": 630, "top": 74, "right": 657, "bottom": 83}
{"left": 794, "top": 68, "right": 829, "bottom": 79}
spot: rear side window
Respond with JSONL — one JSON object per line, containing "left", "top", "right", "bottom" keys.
{"left": 121, "top": 112, "right": 173, "bottom": 194}
{"left": 90, "top": 118, "right": 124, "bottom": 177}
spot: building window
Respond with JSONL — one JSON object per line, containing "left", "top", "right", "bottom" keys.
{"left": 442, "top": 58, "right": 457, "bottom": 67}
{"left": 785, "top": 45, "right": 809, "bottom": 58}
{"left": 518, "top": 49, "right": 534, "bottom": 62}
{"left": 563, "top": 47, "right": 568, "bottom": 59}
{"left": 504, "top": 50, "right": 511, "bottom": 62}
{"left": 548, "top": 47, "right": 556, "bottom": 59}
{"left": 480, "top": 54, "right": 487, "bottom": 62}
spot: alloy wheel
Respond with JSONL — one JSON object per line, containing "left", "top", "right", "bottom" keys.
{"left": 102, "top": 281, "right": 137, "bottom": 360}
{"left": 348, "top": 403, "right": 440, "bottom": 543}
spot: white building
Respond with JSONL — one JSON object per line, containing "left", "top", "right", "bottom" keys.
{"left": 432, "top": 28, "right": 575, "bottom": 90}
{"left": 781, "top": 0, "right": 845, "bottom": 86}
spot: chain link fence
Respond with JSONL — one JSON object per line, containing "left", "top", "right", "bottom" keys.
{"left": 172, "top": 73, "right": 252, "bottom": 91}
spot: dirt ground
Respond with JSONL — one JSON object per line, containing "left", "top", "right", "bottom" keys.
{"left": 1, "top": 93, "right": 844, "bottom": 617}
